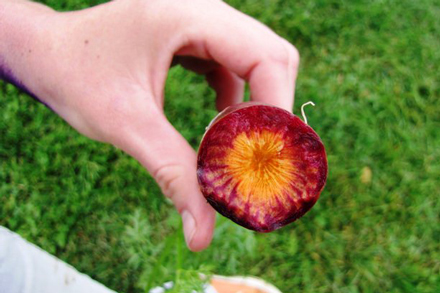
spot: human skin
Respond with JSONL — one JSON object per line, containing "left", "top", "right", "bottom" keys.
{"left": 0, "top": 0, "right": 299, "bottom": 251}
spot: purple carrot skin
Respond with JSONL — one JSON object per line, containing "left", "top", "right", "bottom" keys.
{"left": 197, "top": 102, "right": 328, "bottom": 232}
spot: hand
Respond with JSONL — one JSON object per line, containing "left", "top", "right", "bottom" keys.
{"left": 3, "top": 0, "right": 299, "bottom": 251}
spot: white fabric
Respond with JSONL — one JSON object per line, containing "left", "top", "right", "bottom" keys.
{"left": 0, "top": 227, "right": 278, "bottom": 293}
{"left": 0, "top": 226, "right": 116, "bottom": 293}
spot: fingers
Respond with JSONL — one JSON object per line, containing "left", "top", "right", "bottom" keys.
{"left": 206, "top": 67, "right": 244, "bottom": 111}
{"left": 116, "top": 108, "right": 216, "bottom": 251}
{"left": 173, "top": 56, "right": 219, "bottom": 75}
{"left": 176, "top": 0, "right": 300, "bottom": 112}
{"left": 172, "top": 56, "right": 245, "bottom": 111}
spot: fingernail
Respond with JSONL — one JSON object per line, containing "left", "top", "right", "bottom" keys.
{"left": 181, "top": 210, "right": 196, "bottom": 247}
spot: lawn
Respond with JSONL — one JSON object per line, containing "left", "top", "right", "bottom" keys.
{"left": 1, "top": 0, "right": 439, "bottom": 292}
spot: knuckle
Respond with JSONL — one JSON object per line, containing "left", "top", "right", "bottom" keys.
{"left": 288, "top": 44, "right": 300, "bottom": 68}
{"left": 271, "top": 40, "right": 300, "bottom": 70}
{"left": 153, "top": 164, "right": 186, "bottom": 200}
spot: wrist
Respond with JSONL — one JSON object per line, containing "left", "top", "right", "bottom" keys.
{"left": 0, "top": 0, "right": 57, "bottom": 100}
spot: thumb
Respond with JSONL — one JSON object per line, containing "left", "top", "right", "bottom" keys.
{"left": 119, "top": 110, "right": 216, "bottom": 251}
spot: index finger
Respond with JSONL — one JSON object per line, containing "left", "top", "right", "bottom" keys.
{"left": 175, "top": 0, "right": 300, "bottom": 112}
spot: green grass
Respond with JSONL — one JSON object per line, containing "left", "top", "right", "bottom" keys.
{"left": 1, "top": 0, "right": 440, "bottom": 292}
